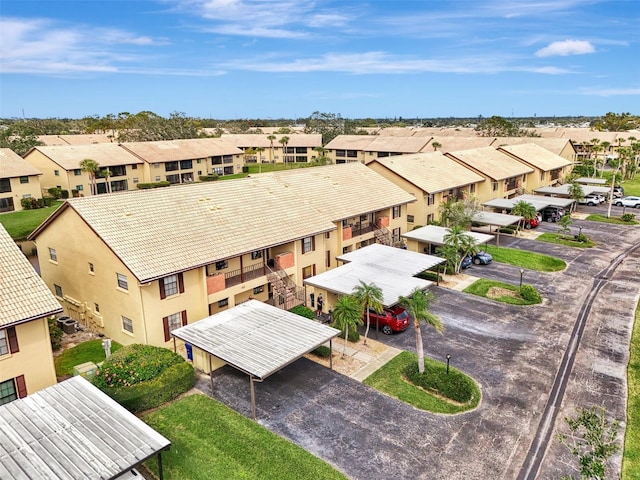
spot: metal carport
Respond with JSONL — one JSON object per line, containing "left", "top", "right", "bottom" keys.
{"left": 402, "top": 224, "right": 497, "bottom": 248}
{"left": 0, "top": 376, "right": 171, "bottom": 480}
{"left": 171, "top": 300, "right": 340, "bottom": 420}
{"left": 303, "top": 244, "right": 444, "bottom": 306}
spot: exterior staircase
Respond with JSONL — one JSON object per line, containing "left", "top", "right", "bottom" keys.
{"left": 266, "top": 264, "right": 305, "bottom": 310}
{"left": 373, "top": 226, "right": 392, "bottom": 246}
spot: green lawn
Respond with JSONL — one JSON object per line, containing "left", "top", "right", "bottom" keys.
{"left": 143, "top": 394, "right": 347, "bottom": 480}
{"left": 463, "top": 278, "right": 542, "bottom": 305}
{"left": 54, "top": 339, "right": 123, "bottom": 376}
{"left": 485, "top": 245, "right": 567, "bottom": 272}
{"left": 586, "top": 214, "right": 639, "bottom": 225}
{"left": 621, "top": 177, "right": 640, "bottom": 196}
{"left": 536, "top": 232, "right": 597, "bottom": 248}
{"left": 623, "top": 300, "right": 640, "bottom": 479}
{"left": 363, "top": 351, "right": 481, "bottom": 414}
{"left": 0, "top": 202, "right": 63, "bottom": 240}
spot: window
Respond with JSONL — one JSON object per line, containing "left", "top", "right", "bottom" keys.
{"left": 427, "top": 213, "right": 434, "bottom": 224}
{"left": 0, "top": 179, "right": 11, "bottom": 193}
{"left": 88, "top": 262, "right": 94, "bottom": 273}
{"left": 469, "top": 184, "right": 476, "bottom": 194}
{"left": 117, "top": 273, "right": 128, "bottom": 290}
{"left": 492, "top": 181, "right": 499, "bottom": 191}
{"left": 253, "top": 285, "right": 264, "bottom": 294}
{"left": 49, "top": 248, "right": 57, "bottom": 262}
{"left": 215, "top": 260, "right": 228, "bottom": 270}
{"left": 0, "top": 198, "right": 14, "bottom": 213}
{"left": 427, "top": 194, "right": 435, "bottom": 206}
{"left": 155, "top": 176, "right": 161, "bottom": 181}
{"left": 159, "top": 273, "right": 184, "bottom": 299}
{"left": 407, "top": 215, "right": 414, "bottom": 223}
{"left": 342, "top": 219, "right": 349, "bottom": 228}
{"left": 0, "top": 329, "right": 8, "bottom": 355}
{"left": 163, "top": 311, "right": 186, "bottom": 341}
{"left": 302, "top": 236, "right": 315, "bottom": 254}
{"left": 165, "top": 161, "right": 179, "bottom": 172}
{"left": 20, "top": 176, "right": 29, "bottom": 184}
{"left": 76, "top": 185, "right": 83, "bottom": 191}
{"left": 74, "top": 169, "right": 82, "bottom": 176}
{"left": 94, "top": 303, "right": 100, "bottom": 313}
{"left": 302, "top": 265, "right": 316, "bottom": 279}
{"left": 166, "top": 174, "right": 180, "bottom": 184}
{"left": 153, "top": 163, "right": 160, "bottom": 169}
{"left": 325, "top": 231, "right": 331, "bottom": 239}
{"left": 180, "top": 160, "right": 193, "bottom": 170}
{"left": 251, "top": 250, "right": 262, "bottom": 260}
{"left": 0, "top": 378, "right": 20, "bottom": 406}
{"left": 218, "top": 298, "right": 229, "bottom": 308}
{"left": 392, "top": 227, "right": 401, "bottom": 243}
{"left": 326, "top": 250, "right": 331, "bottom": 268}
{"left": 122, "top": 316, "right": 134, "bottom": 333}
{"left": 131, "top": 164, "right": 138, "bottom": 170}
{"left": 54, "top": 170, "right": 60, "bottom": 176}
{"left": 336, "top": 150, "right": 346, "bottom": 157}
{"left": 54, "top": 284, "right": 63, "bottom": 297}
{"left": 133, "top": 177, "right": 139, "bottom": 184}
{"left": 22, "top": 194, "right": 31, "bottom": 199}
{"left": 392, "top": 205, "right": 401, "bottom": 219}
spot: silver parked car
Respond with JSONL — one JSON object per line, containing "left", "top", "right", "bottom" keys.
{"left": 614, "top": 196, "right": 640, "bottom": 208}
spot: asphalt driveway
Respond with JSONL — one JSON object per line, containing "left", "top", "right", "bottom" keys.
{"left": 196, "top": 218, "right": 640, "bottom": 480}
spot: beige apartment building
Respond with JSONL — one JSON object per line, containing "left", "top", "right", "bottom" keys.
{"left": 220, "top": 133, "right": 323, "bottom": 164}
{"left": 368, "top": 152, "right": 485, "bottom": 227}
{"left": 1, "top": 224, "right": 62, "bottom": 404}
{"left": 496, "top": 143, "right": 573, "bottom": 191}
{"left": 445, "top": 147, "right": 535, "bottom": 202}
{"left": 29, "top": 163, "right": 413, "bottom": 353}
{"left": 324, "top": 135, "right": 430, "bottom": 164}
{"left": 0, "top": 148, "right": 43, "bottom": 212}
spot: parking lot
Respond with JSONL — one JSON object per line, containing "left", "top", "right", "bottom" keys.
{"left": 196, "top": 216, "right": 640, "bottom": 479}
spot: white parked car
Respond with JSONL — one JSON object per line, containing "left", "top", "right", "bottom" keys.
{"left": 614, "top": 196, "right": 640, "bottom": 208}
{"left": 578, "top": 194, "right": 605, "bottom": 206}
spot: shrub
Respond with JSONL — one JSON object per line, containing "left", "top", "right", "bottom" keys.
{"left": 311, "top": 345, "right": 332, "bottom": 358}
{"left": 136, "top": 181, "right": 171, "bottom": 189}
{"left": 242, "top": 166, "right": 249, "bottom": 173}
{"left": 621, "top": 213, "right": 636, "bottom": 223}
{"left": 42, "top": 196, "right": 56, "bottom": 207}
{"left": 199, "top": 174, "right": 219, "bottom": 182}
{"left": 498, "top": 225, "right": 517, "bottom": 234}
{"left": 48, "top": 317, "right": 63, "bottom": 351}
{"left": 404, "top": 361, "right": 477, "bottom": 404}
{"left": 47, "top": 187, "right": 63, "bottom": 199}
{"left": 417, "top": 270, "right": 443, "bottom": 282}
{"left": 60, "top": 189, "right": 69, "bottom": 199}
{"left": 20, "top": 197, "right": 41, "bottom": 210}
{"left": 574, "top": 232, "right": 590, "bottom": 243}
{"left": 71, "top": 189, "right": 79, "bottom": 197}
{"left": 519, "top": 284, "right": 542, "bottom": 303}
{"left": 337, "top": 328, "right": 360, "bottom": 343}
{"left": 93, "top": 344, "right": 195, "bottom": 413}
{"left": 289, "top": 305, "right": 314, "bottom": 319}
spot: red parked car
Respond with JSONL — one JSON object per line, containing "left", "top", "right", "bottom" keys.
{"left": 363, "top": 306, "right": 410, "bottom": 335}
{"left": 523, "top": 216, "right": 540, "bottom": 229}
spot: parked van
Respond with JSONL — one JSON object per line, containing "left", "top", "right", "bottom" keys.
{"left": 542, "top": 206, "right": 565, "bottom": 222}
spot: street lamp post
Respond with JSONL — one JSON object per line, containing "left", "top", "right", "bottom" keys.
{"left": 446, "top": 354, "right": 451, "bottom": 374}
{"left": 519, "top": 269, "right": 525, "bottom": 288}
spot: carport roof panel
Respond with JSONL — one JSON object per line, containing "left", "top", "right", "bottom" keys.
{"left": 303, "top": 262, "right": 432, "bottom": 307}
{"left": 171, "top": 300, "right": 340, "bottom": 380}
{"left": 336, "top": 243, "right": 445, "bottom": 275}
{"left": 534, "top": 185, "right": 609, "bottom": 196}
{"left": 483, "top": 197, "right": 554, "bottom": 211}
{"left": 472, "top": 211, "right": 523, "bottom": 227}
{"left": 518, "top": 193, "right": 577, "bottom": 207}
{"left": 401, "top": 225, "right": 496, "bottom": 245}
{"left": 0, "top": 376, "right": 170, "bottom": 480}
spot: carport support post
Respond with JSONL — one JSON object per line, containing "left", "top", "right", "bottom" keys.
{"left": 209, "top": 355, "right": 214, "bottom": 394}
{"left": 157, "top": 452, "right": 164, "bottom": 480}
{"left": 250, "top": 376, "right": 257, "bottom": 420}
{"left": 329, "top": 339, "right": 334, "bottom": 369}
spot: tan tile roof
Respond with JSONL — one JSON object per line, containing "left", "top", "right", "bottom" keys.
{"left": 37, "top": 177, "right": 336, "bottom": 282}
{"left": 120, "top": 138, "right": 242, "bottom": 162}
{"left": 325, "top": 135, "right": 376, "bottom": 150}
{"left": 0, "top": 225, "right": 62, "bottom": 327}
{"left": 446, "top": 146, "right": 534, "bottom": 180}
{"left": 220, "top": 133, "right": 322, "bottom": 148}
{"left": 373, "top": 152, "right": 485, "bottom": 193}
{"left": 492, "top": 137, "right": 575, "bottom": 156}
{"left": 325, "top": 135, "right": 429, "bottom": 153}
{"left": 497, "top": 143, "right": 573, "bottom": 171}
{"left": 29, "top": 144, "right": 143, "bottom": 170}
{"left": 37, "top": 134, "right": 114, "bottom": 146}
{"left": 420, "top": 136, "right": 493, "bottom": 153}
{"left": 267, "top": 163, "right": 416, "bottom": 221}
{"left": 0, "top": 148, "right": 42, "bottom": 178}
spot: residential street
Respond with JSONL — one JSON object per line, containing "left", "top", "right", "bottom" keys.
{"left": 197, "top": 218, "right": 640, "bottom": 479}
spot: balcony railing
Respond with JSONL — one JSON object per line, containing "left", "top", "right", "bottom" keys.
{"left": 223, "top": 263, "right": 268, "bottom": 287}
{"left": 349, "top": 222, "right": 375, "bottom": 237}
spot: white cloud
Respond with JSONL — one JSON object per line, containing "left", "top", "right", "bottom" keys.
{"left": 535, "top": 39, "right": 595, "bottom": 57}
{"left": 580, "top": 87, "right": 640, "bottom": 97}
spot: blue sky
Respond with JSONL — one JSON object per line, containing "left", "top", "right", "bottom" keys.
{"left": 1, "top": 0, "right": 639, "bottom": 119}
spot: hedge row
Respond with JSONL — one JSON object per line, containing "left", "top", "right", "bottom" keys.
{"left": 136, "top": 181, "right": 171, "bottom": 189}
{"left": 404, "top": 361, "right": 478, "bottom": 404}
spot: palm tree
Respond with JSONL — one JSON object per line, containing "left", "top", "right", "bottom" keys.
{"left": 443, "top": 226, "right": 477, "bottom": 273}
{"left": 398, "top": 288, "right": 443, "bottom": 374}
{"left": 80, "top": 158, "right": 100, "bottom": 195}
{"left": 590, "top": 138, "right": 602, "bottom": 178}
{"left": 255, "top": 146, "right": 265, "bottom": 173}
{"left": 567, "top": 182, "right": 585, "bottom": 211}
{"left": 511, "top": 200, "right": 538, "bottom": 229}
{"left": 431, "top": 141, "right": 442, "bottom": 151}
{"left": 313, "top": 146, "right": 330, "bottom": 165}
{"left": 279, "top": 136, "right": 290, "bottom": 166}
{"left": 267, "top": 135, "right": 276, "bottom": 163}
{"left": 101, "top": 168, "right": 112, "bottom": 193}
{"left": 332, "top": 295, "right": 363, "bottom": 358}
{"left": 352, "top": 281, "right": 383, "bottom": 345}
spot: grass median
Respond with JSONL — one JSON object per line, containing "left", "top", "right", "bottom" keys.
{"left": 485, "top": 245, "right": 566, "bottom": 272}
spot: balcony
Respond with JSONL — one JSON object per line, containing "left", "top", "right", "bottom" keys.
{"left": 223, "top": 263, "right": 268, "bottom": 288}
